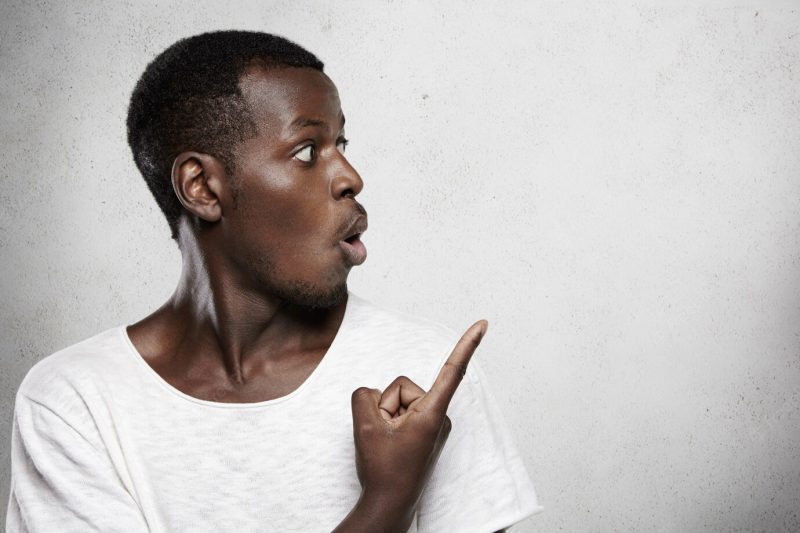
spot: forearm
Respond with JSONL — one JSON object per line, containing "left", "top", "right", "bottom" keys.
{"left": 332, "top": 491, "right": 415, "bottom": 533}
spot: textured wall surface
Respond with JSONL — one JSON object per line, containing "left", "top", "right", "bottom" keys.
{"left": 2, "top": 1, "right": 799, "bottom": 531}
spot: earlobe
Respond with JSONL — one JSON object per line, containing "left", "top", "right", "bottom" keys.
{"left": 171, "top": 152, "right": 225, "bottom": 224}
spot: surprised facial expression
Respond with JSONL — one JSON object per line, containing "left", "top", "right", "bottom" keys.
{"left": 220, "top": 66, "right": 367, "bottom": 309}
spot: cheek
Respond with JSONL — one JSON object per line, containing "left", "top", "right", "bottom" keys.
{"left": 226, "top": 164, "right": 337, "bottom": 254}
{"left": 233, "top": 190, "right": 336, "bottom": 256}
{"left": 231, "top": 177, "right": 299, "bottom": 231}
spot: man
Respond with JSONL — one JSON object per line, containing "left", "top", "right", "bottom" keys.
{"left": 6, "top": 31, "right": 540, "bottom": 532}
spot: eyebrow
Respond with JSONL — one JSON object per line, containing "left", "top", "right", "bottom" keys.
{"left": 289, "top": 114, "right": 346, "bottom": 133}
{"left": 290, "top": 118, "right": 325, "bottom": 131}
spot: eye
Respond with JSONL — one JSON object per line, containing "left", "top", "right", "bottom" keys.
{"left": 336, "top": 138, "right": 349, "bottom": 155}
{"left": 294, "top": 145, "right": 316, "bottom": 162}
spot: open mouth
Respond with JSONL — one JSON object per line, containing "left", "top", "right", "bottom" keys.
{"left": 343, "top": 233, "right": 361, "bottom": 245}
{"left": 339, "top": 233, "right": 367, "bottom": 265}
{"left": 338, "top": 213, "right": 368, "bottom": 266}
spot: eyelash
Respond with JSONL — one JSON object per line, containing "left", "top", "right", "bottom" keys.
{"left": 293, "top": 138, "right": 349, "bottom": 163}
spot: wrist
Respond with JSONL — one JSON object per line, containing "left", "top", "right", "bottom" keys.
{"left": 333, "top": 489, "right": 416, "bottom": 533}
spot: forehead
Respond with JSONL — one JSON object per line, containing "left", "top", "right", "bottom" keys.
{"left": 238, "top": 65, "right": 342, "bottom": 136}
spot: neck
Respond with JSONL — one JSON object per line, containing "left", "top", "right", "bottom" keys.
{"left": 132, "top": 228, "right": 347, "bottom": 385}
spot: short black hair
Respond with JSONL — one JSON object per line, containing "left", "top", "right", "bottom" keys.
{"left": 126, "top": 30, "right": 324, "bottom": 239}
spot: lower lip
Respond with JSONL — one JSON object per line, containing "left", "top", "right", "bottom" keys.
{"left": 339, "top": 236, "right": 367, "bottom": 266}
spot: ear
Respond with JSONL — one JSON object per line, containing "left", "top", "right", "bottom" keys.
{"left": 171, "top": 152, "right": 228, "bottom": 224}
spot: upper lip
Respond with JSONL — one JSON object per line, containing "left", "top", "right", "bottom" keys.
{"left": 341, "top": 214, "right": 368, "bottom": 242}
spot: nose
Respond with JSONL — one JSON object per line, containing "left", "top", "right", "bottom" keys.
{"left": 330, "top": 154, "right": 364, "bottom": 200}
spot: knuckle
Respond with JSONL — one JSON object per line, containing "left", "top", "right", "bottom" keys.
{"left": 392, "top": 375, "right": 418, "bottom": 389}
{"left": 355, "top": 420, "right": 377, "bottom": 438}
{"left": 351, "top": 387, "right": 372, "bottom": 401}
{"left": 351, "top": 386, "right": 369, "bottom": 397}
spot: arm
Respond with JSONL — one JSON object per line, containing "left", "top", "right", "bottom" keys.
{"left": 333, "top": 321, "right": 488, "bottom": 533}
{"left": 6, "top": 395, "right": 149, "bottom": 532}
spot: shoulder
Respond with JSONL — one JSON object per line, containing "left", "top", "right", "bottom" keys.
{"left": 16, "top": 327, "right": 129, "bottom": 410}
{"left": 347, "top": 292, "right": 461, "bottom": 351}
{"left": 344, "top": 293, "right": 464, "bottom": 387}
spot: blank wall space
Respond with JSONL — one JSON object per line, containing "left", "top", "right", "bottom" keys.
{"left": 1, "top": 2, "right": 798, "bottom": 531}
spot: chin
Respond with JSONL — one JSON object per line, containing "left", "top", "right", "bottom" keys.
{"left": 242, "top": 249, "right": 350, "bottom": 310}
{"left": 273, "top": 279, "right": 349, "bottom": 310}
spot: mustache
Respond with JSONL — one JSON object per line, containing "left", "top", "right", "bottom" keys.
{"left": 337, "top": 202, "right": 368, "bottom": 236}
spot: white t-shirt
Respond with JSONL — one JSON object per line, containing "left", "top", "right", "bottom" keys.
{"left": 6, "top": 292, "right": 542, "bottom": 532}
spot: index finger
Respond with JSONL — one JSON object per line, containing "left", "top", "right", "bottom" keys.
{"left": 420, "top": 319, "right": 488, "bottom": 414}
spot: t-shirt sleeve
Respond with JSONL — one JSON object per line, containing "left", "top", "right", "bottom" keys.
{"left": 415, "top": 355, "right": 543, "bottom": 533}
{"left": 6, "top": 393, "right": 150, "bottom": 532}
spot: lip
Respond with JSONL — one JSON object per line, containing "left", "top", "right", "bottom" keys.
{"left": 339, "top": 214, "right": 368, "bottom": 266}
{"left": 339, "top": 236, "right": 367, "bottom": 266}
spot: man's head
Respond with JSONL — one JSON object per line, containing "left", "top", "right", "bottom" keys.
{"left": 127, "top": 30, "right": 324, "bottom": 240}
{"left": 127, "top": 31, "right": 367, "bottom": 309}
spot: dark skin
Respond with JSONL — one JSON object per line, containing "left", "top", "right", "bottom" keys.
{"left": 127, "top": 65, "right": 504, "bottom": 532}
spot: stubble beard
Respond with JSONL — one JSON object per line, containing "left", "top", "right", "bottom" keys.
{"left": 273, "top": 277, "right": 348, "bottom": 310}
{"left": 247, "top": 252, "right": 349, "bottom": 310}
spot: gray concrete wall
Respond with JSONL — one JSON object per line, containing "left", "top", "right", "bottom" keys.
{"left": 2, "top": 1, "right": 799, "bottom": 531}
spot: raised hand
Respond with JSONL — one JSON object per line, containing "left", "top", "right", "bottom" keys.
{"left": 334, "top": 320, "right": 488, "bottom": 532}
